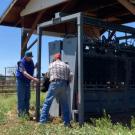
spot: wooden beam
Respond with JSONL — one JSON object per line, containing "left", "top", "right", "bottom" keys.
{"left": 117, "top": 0, "right": 135, "bottom": 15}
{"left": 21, "top": 28, "right": 28, "bottom": 58}
{"left": 103, "top": 17, "right": 121, "bottom": 22}
{"left": 130, "top": 0, "right": 135, "bottom": 4}
{"left": 97, "top": 7, "right": 130, "bottom": 18}
{"left": 20, "top": 0, "right": 69, "bottom": 16}
{"left": 21, "top": 10, "right": 44, "bottom": 53}
{"left": 0, "top": 0, "right": 17, "bottom": 24}
{"left": 90, "top": 2, "right": 118, "bottom": 12}
{"left": 27, "top": 38, "right": 38, "bottom": 51}
{"left": 84, "top": 12, "right": 97, "bottom": 17}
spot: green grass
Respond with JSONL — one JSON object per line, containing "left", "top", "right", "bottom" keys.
{"left": 1, "top": 93, "right": 135, "bottom": 135}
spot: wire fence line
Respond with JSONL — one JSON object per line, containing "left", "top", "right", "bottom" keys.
{"left": 0, "top": 76, "right": 37, "bottom": 93}
{"left": 0, "top": 67, "right": 16, "bottom": 93}
{"left": 0, "top": 76, "right": 44, "bottom": 94}
{"left": 0, "top": 67, "right": 44, "bottom": 93}
{"left": 0, "top": 67, "right": 16, "bottom": 76}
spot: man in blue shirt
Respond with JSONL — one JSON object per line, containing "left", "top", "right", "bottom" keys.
{"left": 16, "top": 51, "right": 39, "bottom": 117}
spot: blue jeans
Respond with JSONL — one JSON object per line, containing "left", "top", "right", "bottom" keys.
{"left": 40, "top": 80, "right": 70, "bottom": 125}
{"left": 16, "top": 79, "right": 30, "bottom": 115}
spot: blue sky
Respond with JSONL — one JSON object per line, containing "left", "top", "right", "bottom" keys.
{"left": 0, "top": 25, "right": 61, "bottom": 75}
{"left": 0, "top": 1, "right": 61, "bottom": 75}
{"left": 0, "top": 1, "right": 135, "bottom": 75}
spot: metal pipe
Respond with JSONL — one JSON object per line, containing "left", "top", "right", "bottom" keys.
{"left": 5, "top": 67, "right": 6, "bottom": 77}
{"left": 83, "top": 16, "right": 135, "bottom": 34}
{"left": 77, "top": 13, "right": 84, "bottom": 125}
{"left": 36, "top": 27, "right": 42, "bottom": 122}
{"left": 39, "top": 13, "right": 81, "bottom": 28}
{"left": 116, "top": 35, "right": 135, "bottom": 40}
{"left": 38, "top": 12, "right": 84, "bottom": 124}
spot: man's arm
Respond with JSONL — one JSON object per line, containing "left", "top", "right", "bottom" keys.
{"left": 23, "top": 71, "right": 39, "bottom": 83}
{"left": 19, "top": 62, "right": 39, "bottom": 83}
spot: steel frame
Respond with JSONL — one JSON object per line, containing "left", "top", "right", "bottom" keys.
{"left": 37, "top": 12, "right": 84, "bottom": 125}
{"left": 36, "top": 12, "right": 135, "bottom": 124}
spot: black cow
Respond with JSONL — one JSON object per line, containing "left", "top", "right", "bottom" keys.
{"left": 41, "top": 72, "right": 50, "bottom": 92}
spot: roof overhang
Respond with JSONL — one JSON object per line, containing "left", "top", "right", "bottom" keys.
{"left": 20, "top": 0, "right": 69, "bottom": 16}
{"left": 0, "top": 0, "right": 135, "bottom": 33}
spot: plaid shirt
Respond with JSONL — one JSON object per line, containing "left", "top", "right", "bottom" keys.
{"left": 49, "top": 60, "right": 71, "bottom": 81}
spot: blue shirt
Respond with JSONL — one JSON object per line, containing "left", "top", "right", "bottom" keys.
{"left": 16, "top": 58, "right": 34, "bottom": 83}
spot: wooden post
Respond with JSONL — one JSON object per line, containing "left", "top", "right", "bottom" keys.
{"left": 21, "top": 28, "right": 28, "bottom": 58}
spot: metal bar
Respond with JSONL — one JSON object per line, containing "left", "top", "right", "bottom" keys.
{"left": 36, "top": 28, "right": 42, "bottom": 122}
{"left": 38, "top": 12, "right": 84, "bottom": 124}
{"left": 60, "top": 12, "right": 80, "bottom": 23}
{"left": 27, "top": 38, "right": 38, "bottom": 51}
{"left": 5, "top": 67, "right": 6, "bottom": 77}
{"left": 77, "top": 13, "right": 84, "bottom": 125}
{"left": 83, "top": 16, "right": 135, "bottom": 34}
{"left": 116, "top": 35, "right": 135, "bottom": 40}
{"left": 124, "top": 58, "right": 131, "bottom": 113}
{"left": 39, "top": 20, "right": 53, "bottom": 28}
{"left": 107, "top": 31, "right": 116, "bottom": 41}
{"left": 39, "top": 12, "right": 81, "bottom": 28}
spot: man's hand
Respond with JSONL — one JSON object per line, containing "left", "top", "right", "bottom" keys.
{"left": 23, "top": 71, "right": 39, "bottom": 83}
{"left": 33, "top": 78, "right": 39, "bottom": 83}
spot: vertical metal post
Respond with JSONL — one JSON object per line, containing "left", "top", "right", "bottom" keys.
{"left": 124, "top": 58, "right": 131, "bottom": 113}
{"left": 77, "top": 13, "right": 84, "bottom": 125}
{"left": 36, "top": 27, "right": 42, "bottom": 121}
{"left": 5, "top": 67, "right": 6, "bottom": 77}
{"left": 21, "top": 28, "right": 28, "bottom": 58}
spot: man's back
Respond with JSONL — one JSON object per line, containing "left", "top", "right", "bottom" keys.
{"left": 40, "top": 53, "right": 71, "bottom": 126}
{"left": 49, "top": 60, "right": 70, "bottom": 81}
